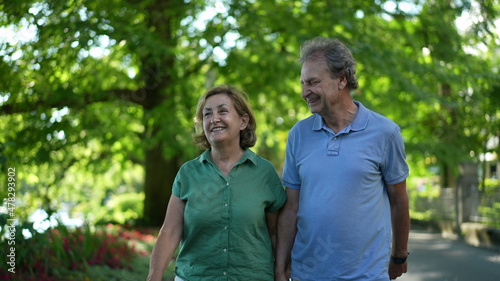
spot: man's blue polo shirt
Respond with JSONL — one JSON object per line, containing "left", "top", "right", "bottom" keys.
{"left": 282, "top": 101, "right": 409, "bottom": 281}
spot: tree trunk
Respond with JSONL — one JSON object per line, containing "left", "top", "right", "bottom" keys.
{"left": 438, "top": 82, "right": 458, "bottom": 189}
{"left": 137, "top": 0, "right": 188, "bottom": 226}
{"left": 143, "top": 143, "right": 178, "bottom": 226}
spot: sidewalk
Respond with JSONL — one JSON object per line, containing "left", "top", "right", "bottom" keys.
{"left": 400, "top": 227, "right": 500, "bottom": 281}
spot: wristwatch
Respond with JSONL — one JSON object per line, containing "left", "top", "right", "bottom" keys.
{"left": 391, "top": 253, "right": 409, "bottom": 264}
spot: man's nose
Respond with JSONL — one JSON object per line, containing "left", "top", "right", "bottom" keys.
{"left": 302, "top": 86, "right": 311, "bottom": 99}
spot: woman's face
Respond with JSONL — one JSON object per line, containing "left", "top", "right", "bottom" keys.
{"left": 202, "top": 93, "right": 248, "bottom": 148}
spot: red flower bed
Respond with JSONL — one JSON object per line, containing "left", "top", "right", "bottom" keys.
{"left": 0, "top": 223, "right": 157, "bottom": 281}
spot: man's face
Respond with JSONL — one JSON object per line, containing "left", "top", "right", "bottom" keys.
{"left": 300, "top": 58, "right": 342, "bottom": 116}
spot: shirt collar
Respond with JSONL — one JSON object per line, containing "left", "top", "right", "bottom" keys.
{"left": 198, "top": 148, "right": 258, "bottom": 166}
{"left": 312, "top": 101, "right": 369, "bottom": 133}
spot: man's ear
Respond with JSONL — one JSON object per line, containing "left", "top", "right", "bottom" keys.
{"left": 338, "top": 76, "right": 347, "bottom": 90}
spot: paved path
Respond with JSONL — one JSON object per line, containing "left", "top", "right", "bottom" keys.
{"left": 400, "top": 228, "right": 500, "bottom": 281}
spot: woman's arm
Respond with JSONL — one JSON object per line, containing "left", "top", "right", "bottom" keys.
{"left": 147, "top": 195, "right": 185, "bottom": 281}
{"left": 266, "top": 211, "right": 279, "bottom": 253}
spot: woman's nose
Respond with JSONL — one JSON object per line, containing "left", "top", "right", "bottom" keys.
{"left": 211, "top": 113, "right": 220, "bottom": 123}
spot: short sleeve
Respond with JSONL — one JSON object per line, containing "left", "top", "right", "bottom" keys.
{"left": 264, "top": 164, "right": 287, "bottom": 213}
{"left": 382, "top": 127, "right": 409, "bottom": 185}
{"left": 282, "top": 127, "right": 301, "bottom": 189}
{"left": 172, "top": 165, "right": 186, "bottom": 199}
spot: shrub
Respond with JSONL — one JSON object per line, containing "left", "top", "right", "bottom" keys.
{"left": 94, "top": 192, "right": 145, "bottom": 225}
{"left": 0, "top": 222, "right": 154, "bottom": 281}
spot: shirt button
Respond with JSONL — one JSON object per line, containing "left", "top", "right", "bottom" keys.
{"left": 223, "top": 272, "right": 227, "bottom": 275}
{"left": 223, "top": 248, "right": 227, "bottom": 252}
{"left": 224, "top": 226, "right": 228, "bottom": 229}
{"left": 224, "top": 203, "right": 228, "bottom": 207}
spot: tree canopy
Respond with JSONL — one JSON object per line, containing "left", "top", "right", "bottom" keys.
{"left": 1, "top": 0, "right": 498, "bottom": 226}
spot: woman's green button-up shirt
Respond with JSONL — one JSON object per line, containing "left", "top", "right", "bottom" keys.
{"left": 173, "top": 149, "right": 286, "bottom": 281}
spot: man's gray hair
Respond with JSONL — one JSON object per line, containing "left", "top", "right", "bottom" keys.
{"left": 299, "top": 37, "right": 359, "bottom": 90}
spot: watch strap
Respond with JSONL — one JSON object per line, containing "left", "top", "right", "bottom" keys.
{"left": 391, "top": 252, "right": 409, "bottom": 264}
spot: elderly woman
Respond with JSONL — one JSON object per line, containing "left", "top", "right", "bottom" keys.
{"left": 147, "top": 84, "right": 286, "bottom": 281}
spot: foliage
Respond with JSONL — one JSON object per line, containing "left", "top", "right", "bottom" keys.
{"left": 98, "top": 192, "right": 144, "bottom": 224}
{"left": 478, "top": 179, "right": 500, "bottom": 228}
{"left": 0, "top": 221, "right": 158, "bottom": 280}
{"left": 74, "top": 191, "right": 145, "bottom": 225}
{"left": 408, "top": 178, "right": 441, "bottom": 221}
{"left": 478, "top": 203, "right": 500, "bottom": 229}
{"left": 0, "top": 0, "right": 498, "bottom": 225}
{"left": 483, "top": 178, "right": 500, "bottom": 194}
{"left": 408, "top": 176, "right": 500, "bottom": 228}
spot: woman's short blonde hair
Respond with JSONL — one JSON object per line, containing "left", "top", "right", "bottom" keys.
{"left": 194, "top": 84, "right": 257, "bottom": 150}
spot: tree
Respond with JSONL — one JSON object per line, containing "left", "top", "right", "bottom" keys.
{"left": 225, "top": 0, "right": 499, "bottom": 187}
{"left": 1, "top": 0, "right": 215, "bottom": 226}
{"left": 1, "top": 0, "right": 498, "bottom": 226}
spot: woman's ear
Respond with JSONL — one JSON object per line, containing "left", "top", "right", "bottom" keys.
{"left": 240, "top": 113, "right": 249, "bottom": 130}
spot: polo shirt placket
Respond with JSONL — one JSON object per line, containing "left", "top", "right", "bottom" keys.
{"left": 327, "top": 135, "right": 341, "bottom": 156}
{"left": 325, "top": 126, "right": 351, "bottom": 156}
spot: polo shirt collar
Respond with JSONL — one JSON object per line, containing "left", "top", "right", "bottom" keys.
{"left": 312, "top": 100, "right": 369, "bottom": 133}
{"left": 198, "top": 148, "right": 258, "bottom": 165}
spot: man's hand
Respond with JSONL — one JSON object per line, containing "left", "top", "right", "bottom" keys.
{"left": 389, "top": 260, "right": 408, "bottom": 280}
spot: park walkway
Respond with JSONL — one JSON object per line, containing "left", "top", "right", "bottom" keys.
{"left": 401, "top": 227, "right": 500, "bottom": 281}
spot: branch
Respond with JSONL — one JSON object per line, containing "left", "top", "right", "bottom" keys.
{"left": 0, "top": 88, "right": 142, "bottom": 115}
{"left": 182, "top": 27, "right": 231, "bottom": 79}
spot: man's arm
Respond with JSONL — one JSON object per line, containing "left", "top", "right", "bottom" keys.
{"left": 147, "top": 195, "right": 185, "bottom": 281}
{"left": 387, "top": 180, "right": 410, "bottom": 280}
{"left": 275, "top": 188, "right": 300, "bottom": 281}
